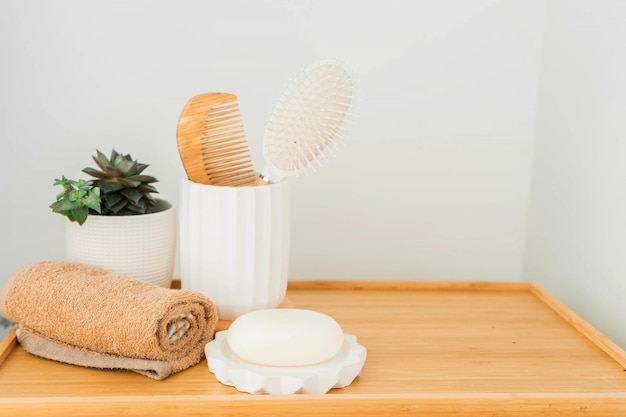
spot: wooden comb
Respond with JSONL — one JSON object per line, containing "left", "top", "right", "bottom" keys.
{"left": 176, "top": 93, "right": 256, "bottom": 186}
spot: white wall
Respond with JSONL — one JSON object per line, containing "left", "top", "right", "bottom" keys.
{"left": 0, "top": 0, "right": 545, "bottom": 289}
{"left": 525, "top": 0, "right": 626, "bottom": 348}
{"left": 3, "top": 0, "right": 625, "bottom": 352}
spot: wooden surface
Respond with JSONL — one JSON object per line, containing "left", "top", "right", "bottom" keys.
{"left": 2, "top": 280, "right": 626, "bottom": 416}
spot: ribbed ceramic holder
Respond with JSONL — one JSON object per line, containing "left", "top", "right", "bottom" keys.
{"left": 65, "top": 199, "right": 176, "bottom": 288}
{"left": 179, "top": 180, "right": 290, "bottom": 320}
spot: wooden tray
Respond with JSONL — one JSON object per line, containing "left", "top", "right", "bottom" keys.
{"left": 2, "top": 280, "right": 626, "bottom": 416}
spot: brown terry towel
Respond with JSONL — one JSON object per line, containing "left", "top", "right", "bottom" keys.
{"left": 0, "top": 261, "right": 218, "bottom": 380}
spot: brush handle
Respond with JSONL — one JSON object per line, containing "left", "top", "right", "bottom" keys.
{"left": 253, "top": 165, "right": 288, "bottom": 186}
{"left": 253, "top": 175, "right": 270, "bottom": 186}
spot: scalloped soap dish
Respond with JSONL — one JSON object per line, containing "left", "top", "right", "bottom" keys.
{"left": 205, "top": 331, "right": 366, "bottom": 394}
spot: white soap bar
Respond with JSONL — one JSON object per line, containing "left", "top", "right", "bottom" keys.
{"left": 226, "top": 309, "right": 344, "bottom": 367}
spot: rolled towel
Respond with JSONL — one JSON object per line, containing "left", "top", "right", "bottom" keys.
{"left": 0, "top": 261, "right": 218, "bottom": 380}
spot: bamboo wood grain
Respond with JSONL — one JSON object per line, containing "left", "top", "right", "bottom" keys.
{"left": 0, "top": 326, "right": 15, "bottom": 367}
{"left": 529, "top": 282, "right": 626, "bottom": 369}
{"left": 176, "top": 92, "right": 256, "bottom": 186}
{"left": 2, "top": 280, "right": 626, "bottom": 416}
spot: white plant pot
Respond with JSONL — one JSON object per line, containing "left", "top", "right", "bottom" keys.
{"left": 179, "top": 180, "right": 290, "bottom": 321}
{"left": 65, "top": 199, "right": 176, "bottom": 288}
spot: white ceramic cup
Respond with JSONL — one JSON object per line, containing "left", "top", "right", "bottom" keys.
{"left": 178, "top": 180, "right": 290, "bottom": 320}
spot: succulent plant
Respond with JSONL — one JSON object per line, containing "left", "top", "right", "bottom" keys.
{"left": 51, "top": 150, "right": 159, "bottom": 225}
{"left": 50, "top": 177, "right": 101, "bottom": 225}
{"left": 82, "top": 150, "right": 159, "bottom": 216}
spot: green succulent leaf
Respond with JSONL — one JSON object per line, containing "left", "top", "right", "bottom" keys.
{"left": 49, "top": 200, "right": 64, "bottom": 213}
{"left": 99, "top": 181, "right": 125, "bottom": 194}
{"left": 108, "top": 199, "right": 128, "bottom": 214}
{"left": 117, "top": 177, "right": 141, "bottom": 188}
{"left": 93, "top": 150, "right": 111, "bottom": 172}
{"left": 135, "top": 163, "right": 149, "bottom": 175}
{"left": 83, "top": 189, "right": 101, "bottom": 213}
{"left": 120, "top": 188, "right": 143, "bottom": 204}
{"left": 53, "top": 176, "right": 70, "bottom": 187}
{"left": 137, "top": 184, "right": 158, "bottom": 194}
{"left": 103, "top": 165, "right": 122, "bottom": 178}
{"left": 69, "top": 189, "right": 87, "bottom": 202}
{"left": 72, "top": 207, "right": 89, "bottom": 225}
{"left": 57, "top": 198, "right": 84, "bottom": 211}
{"left": 125, "top": 201, "right": 147, "bottom": 214}
{"left": 142, "top": 193, "right": 157, "bottom": 206}
{"left": 115, "top": 208, "right": 135, "bottom": 216}
{"left": 116, "top": 159, "right": 137, "bottom": 176}
{"left": 103, "top": 191, "right": 123, "bottom": 208}
{"left": 82, "top": 167, "right": 109, "bottom": 179}
{"left": 129, "top": 175, "right": 158, "bottom": 183}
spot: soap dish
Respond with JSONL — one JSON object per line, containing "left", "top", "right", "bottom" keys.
{"left": 205, "top": 331, "right": 366, "bottom": 394}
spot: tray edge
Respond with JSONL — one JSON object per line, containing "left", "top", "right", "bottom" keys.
{"left": 0, "top": 325, "right": 17, "bottom": 367}
{"left": 286, "top": 280, "right": 532, "bottom": 292}
{"left": 529, "top": 283, "right": 626, "bottom": 369}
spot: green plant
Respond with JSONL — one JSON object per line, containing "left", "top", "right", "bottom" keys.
{"left": 83, "top": 150, "right": 159, "bottom": 215}
{"left": 50, "top": 150, "right": 159, "bottom": 225}
{"left": 50, "top": 177, "right": 101, "bottom": 225}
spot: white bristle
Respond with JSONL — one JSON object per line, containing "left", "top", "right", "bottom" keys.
{"left": 261, "top": 60, "right": 356, "bottom": 182}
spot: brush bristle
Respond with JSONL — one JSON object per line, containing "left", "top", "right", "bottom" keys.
{"left": 264, "top": 62, "right": 355, "bottom": 176}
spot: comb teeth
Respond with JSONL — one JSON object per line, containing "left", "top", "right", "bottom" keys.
{"left": 177, "top": 93, "right": 256, "bottom": 186}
